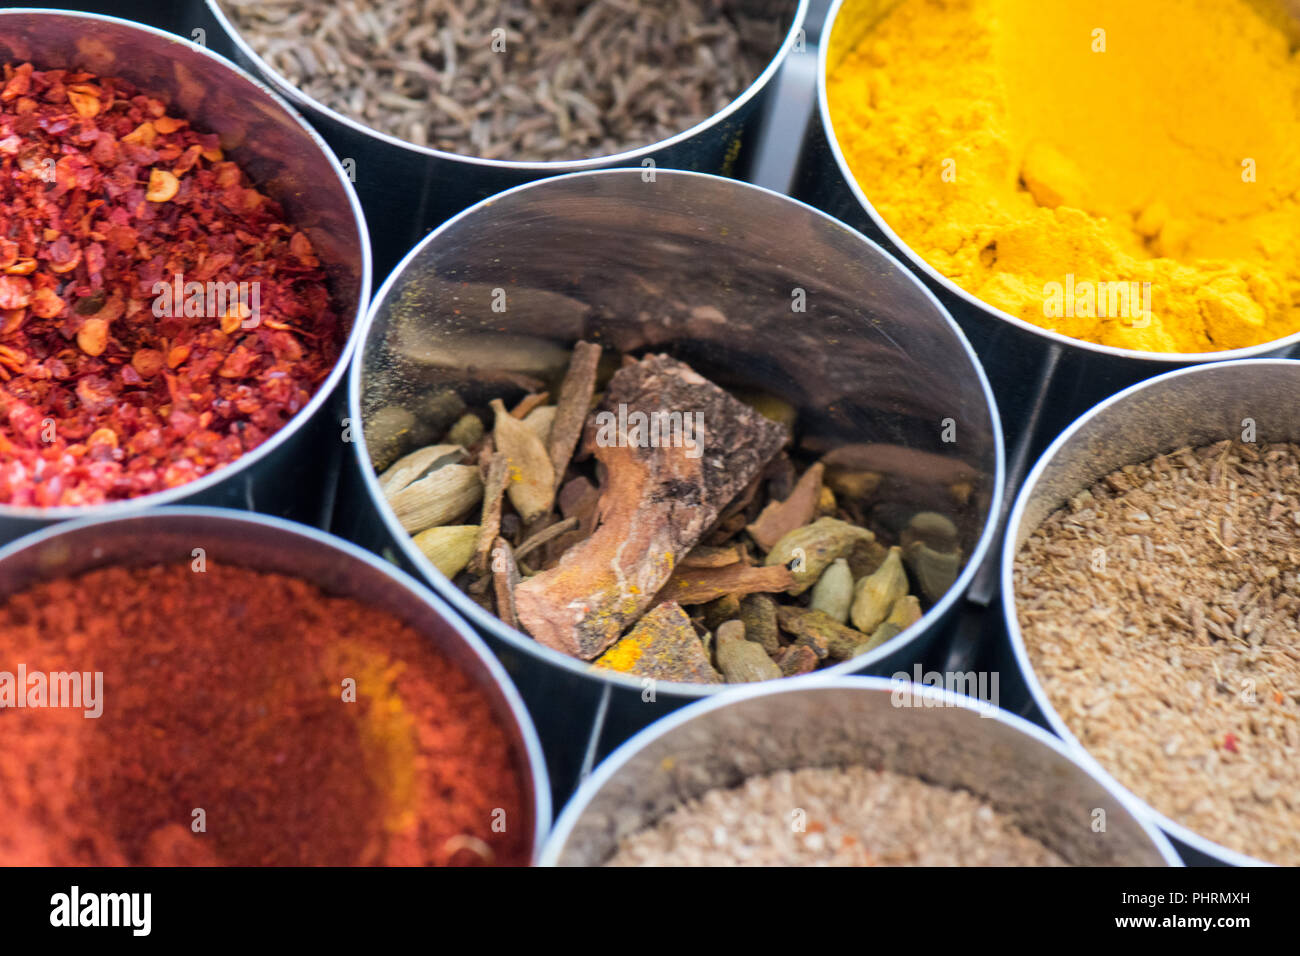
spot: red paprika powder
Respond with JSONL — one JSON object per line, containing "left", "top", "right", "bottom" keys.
{"left": 0, "top": 62, "right": 342, "bottom": 506}
{"left": 0, "top": 561, "right": 529, "bottom": 866}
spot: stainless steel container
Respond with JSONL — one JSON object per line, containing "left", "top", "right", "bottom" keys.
{"left": 0, "top": 507, "right": 551, "bottom": 864}
{"left": 206, "top": 0, "right": 809, "bottom": 277}
{"left": 541, "top": 677, "right": 1180, "bottom": 865}
{"left": 804, "top": 0, "right": 1300, "bottom": 482}
{"left": 341, "top": 168, "right": 1004, "bottom": 799}
{"left": 1002, "top": 359, "right": 1300, "bottom": 866}
{"left": 0, "top": 10, "right": 371, "bottom": 544}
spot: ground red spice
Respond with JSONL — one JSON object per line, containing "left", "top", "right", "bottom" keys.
{"left": 0, "top": 562, "right": 529, "bottom": 866}
{"left": 0, "top": 62, "right": 342, "bottom": 506}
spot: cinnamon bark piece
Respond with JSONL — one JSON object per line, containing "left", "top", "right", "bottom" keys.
{"left": 746, "top": 462, "right": 824, "bottom": 551}
{"left": 514, "top": 354, "right": 788, "bottom": 659}
{"left": 547, "top": 340, "right": 602, "bottom": 493}
{"left": 491, "top": 537, "right": 521, "bottom": 629}
{"left": 468, "top": 452, "right": 510, "bottom": 576}
{"left": 657, "top": 562, "right": 794, "bottom": 606}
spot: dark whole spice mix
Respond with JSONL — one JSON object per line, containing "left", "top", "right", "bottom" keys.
{"left": 374, "top": 342, "right": 976, "bottom": 684}
{"left": 0, "top": 561, "right": 528, "bottom": 866}
{"left": 0, "top": 63, "right": 342, "bottom": 506}
{"left": 222, "top": 0, "right": 785, "bottom": 161}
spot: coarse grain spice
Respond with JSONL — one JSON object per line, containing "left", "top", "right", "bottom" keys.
{"left": 0, "top": 63, "right": 341, "bottom": 506}
{"left": 606, "top": 765, "right": 1068, "bottom": 866}
{"left": 222, "top": 0, "right": 783, "bottom": 161}
{"left": 0, "top": 561, "right": 527, "bottom": 866}
{"left": 1016, "top": 440, "right": 1300, "bottom": 864}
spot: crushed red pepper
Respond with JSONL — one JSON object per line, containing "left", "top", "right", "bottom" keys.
{"left": 0, "top": 62, "right": 342, "bottom": 506}
{"left": 0, "top": 561, "right": 530, "bottom": 866}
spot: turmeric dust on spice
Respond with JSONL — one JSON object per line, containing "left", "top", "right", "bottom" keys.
{"left": 0, "top": 562, "right": 528, "bottom": 866}
{"left": 827, "top": 0, "right": 1300, "bottom": 352}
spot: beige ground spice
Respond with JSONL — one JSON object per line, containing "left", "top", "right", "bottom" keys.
{"left": 1016, "top": 440, "right": 1300, "bottom": 864}
{"left": 605, "top": 765, "right": 1066, "bottom": 866}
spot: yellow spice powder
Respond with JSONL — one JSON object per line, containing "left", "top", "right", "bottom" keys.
{"left": 827, "top": 0, "right": 1300, "bottom": 352}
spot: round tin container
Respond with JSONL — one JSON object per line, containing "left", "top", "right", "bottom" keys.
{"left": 342, "top": 168, "right": 1003, "bottom": 796}
{"left": 0, "top": 507, "right": 551, "bottom": 864}
{"left": 1002, "top": 359, "right": 1300, "bottom": 865}
{"left": 806, "top": 0, "right": 1300, "bottom": 461}
{"left": 0, "top": 10, "right": 372, "bottom": 543}
{"left": 541, "top": 677, "right": 1180, "bottom": 866}
{"left": 206, "top": 0, "right": 809, "bottom": 275}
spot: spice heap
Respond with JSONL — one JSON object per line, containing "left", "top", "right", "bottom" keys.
{"left": 0, "top": 63, "right": 340, "bottom": 506}
{"left": 222, "top": 0, "right": 783, "bottom": 161}
{"left": 1016, "top": 440, "right": 1300, "bottom": 864}
{"left": 827, "top": 0, "right": 1300, "bottom": 352}
{"left": 606, "top": 766, "right": 1068, "bottom": 865}
{"left": 373, "top": 343, "right": 971, "bottom": 684}
{"left": 0, "top": 561, "right": 528, "bottom": 866}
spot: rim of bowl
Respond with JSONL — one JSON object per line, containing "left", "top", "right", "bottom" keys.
{"left": 349, "top": 167, "right": 1006, "bottom": 698}
{"left": 1000, "top": 358, "right": 1300, "bottom": 867}
{"left": 0, "top": 504, "right": 553, "bottom": 862}
{"left": 539, "top": 675, "right": 1184, "bottom": 865}
{"left": 816, "top": 0, "right": 1300, "bottom": 366}
{"left": 206, "top": 0, "right": 811, "bottom": 170}
{"left": 0, "top": 8, "right": 373, "bottom": 522}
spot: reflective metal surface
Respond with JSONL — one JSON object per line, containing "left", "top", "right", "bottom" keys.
{"left": 341, "top": 169, "right": 1004, "bottom": 796}
{"left": 0, "top": 507, "right": 551, "bottom": 863}
{"left": 206, "top": 0, "right": 809, "bottom": 276}
{"left": 541, "top": 677, "right": 1180, "bottom": 866}
{"left": 1002, "top": 359, "right": 1300, "bottom": 866}
{"left": 0, "top": 10, "right": 371, "bottom": 543}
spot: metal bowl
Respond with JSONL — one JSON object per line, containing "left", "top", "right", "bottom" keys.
{"left": 1002, "top": 359, "right": 1300, "bottom": 866}
{"left": 0, "top": 507, "right": 551, "bottom": 864}
{"left": 341, "top": 168, "right": 1004, "bottom": 796}
{"left": 0, "top": 9, "right": 371, "bottom": 543}
{"left": 806, "top": 0, "right": 1300, "bottom": 460}
{"left": 206, "top": 0, "right": 809, "bottom": 275}
{"left": 541, "top": 677, "right": 1180, "bottom": 866}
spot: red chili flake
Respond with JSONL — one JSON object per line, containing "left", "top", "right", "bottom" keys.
{"left": 1223, "top": 733, "right": 1239, "bottom": 753}
{"left": 0, "top": 62, "right": 342, "bottom": 505}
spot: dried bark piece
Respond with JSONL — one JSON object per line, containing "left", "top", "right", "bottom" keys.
{"left": 547, "top": 340, "right": 602, "bottom": 493}
{"left": 739, "top": 593, "right": 780, "bottom": 655}
{"left": 658, "top": 563, "right": 794, "bottom": 606}
{"left": 592, "top": 602, "right": 722, "bottom": 683}
{"left": 715, "top": 620, "right": 781, "bottom": 683}
{"left": 777, "top": 606, "right": 870, "bottom": 661}
{"left": 774, "top": 644, "right": 819, "bottom": 676}
{"left": 490, "top": 398, "right": 555, "bottom": 523}
{"left": 510, "top": 391, "right": 550, "bottom": 418}
{"left": 492, "top": 537, "right": 521, "bottom": 629}
{"left": 515, "top": 517, "right": 579, "bottom": 563}
{"left": 747, "top": 462, "right": 824, "bottom": 551}
{"left": 468, "top": 453, "right": 510, "bottom": 577}
{"left": 514, "top": 354, "right": 787, "bottom": 659}
{"left": 681, "top": 544, "right": 743, "bottom": 569}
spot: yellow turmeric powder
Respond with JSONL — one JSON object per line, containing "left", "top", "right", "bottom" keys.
{"left": 827, "top": 0, "right": 1300, "bottom": 353}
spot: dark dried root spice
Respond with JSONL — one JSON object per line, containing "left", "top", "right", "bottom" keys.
{"left": 0, "top": 562, "right": 528, "bottom": 866}
{"left": 0, "top": 62, "right": 342, "bottom": 506}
